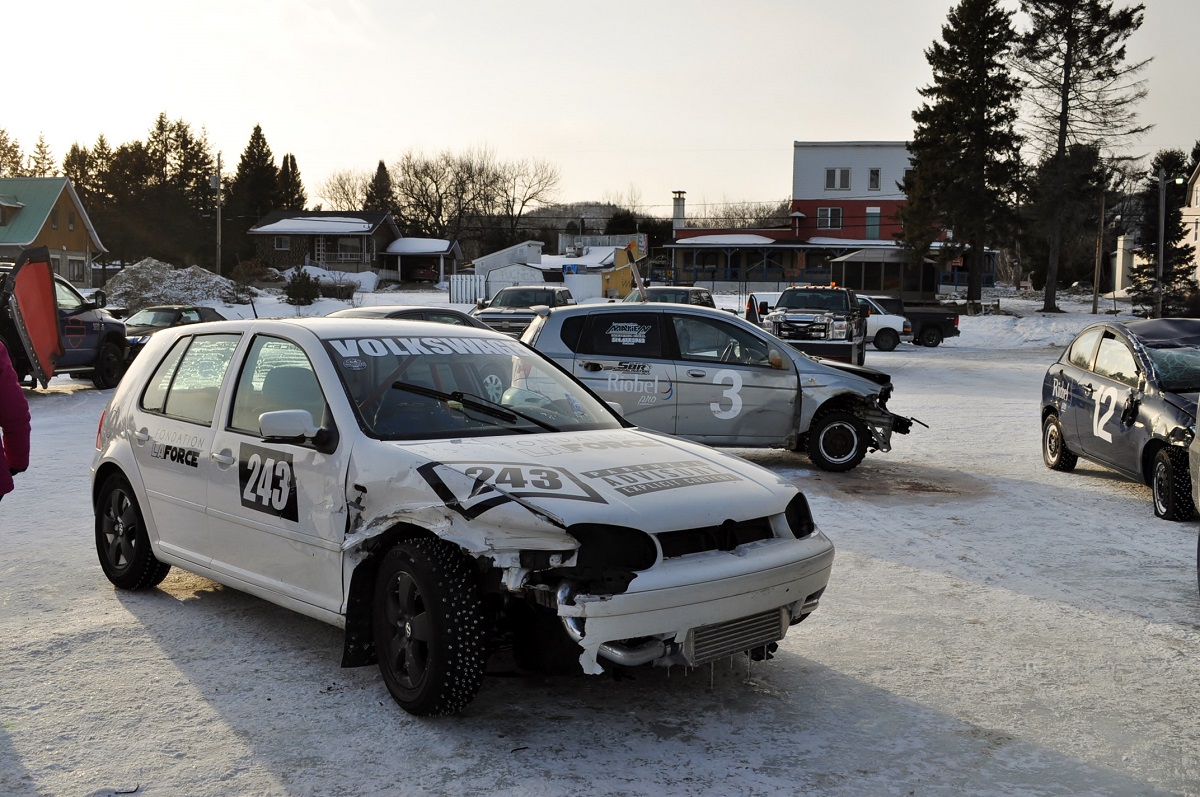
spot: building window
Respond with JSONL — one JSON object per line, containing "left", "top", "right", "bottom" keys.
{"left": 68, "top": 258, "right": 85, "bottom": 282}
{"left": 866, "top": 207, "right": 881, "bottom": 239}
{"left": 868, "top": 168, "right": 881, "bottom": 191}
{"left": 824, "top": 168, "right": 850, "bottom": 191}
{"left": 903, "top": 168, "right": 914, "bottom": 188}
{"left": 0, "top": 207, "right": 6, "bottom": 226}
{"left": 68, "top": 211, "right": 76, "bottom": 231}
{"left": 51, "top": 209, "right": 59, "bottom": 229}
{"left": 337, "top": 237, "right": 364, "bottom": 261}
{"left": 817, "top": 207, "right": 843, "bottom": 230}
{"left": 274, "top": 236, "right": 290, "bottom": 251}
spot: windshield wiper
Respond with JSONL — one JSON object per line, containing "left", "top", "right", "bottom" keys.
{"left": 388, "top": 381, "right": 559, "bottom": 432}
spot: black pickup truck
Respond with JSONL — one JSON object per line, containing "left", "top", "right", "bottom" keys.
{"left": 867, "top": 295, "right": 960, "bottom": 347}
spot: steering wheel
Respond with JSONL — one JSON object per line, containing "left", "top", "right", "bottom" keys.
{"left": 720, "top": 341, "right": 741, "bottom": 363}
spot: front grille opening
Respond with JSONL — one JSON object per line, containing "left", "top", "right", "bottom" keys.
{"left": 656, "top": 517, "right": 773, "bottom": 559}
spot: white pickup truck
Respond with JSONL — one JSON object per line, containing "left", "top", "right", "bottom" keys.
{"left": 856, "top": 294, "right": 913, "bottom": 352}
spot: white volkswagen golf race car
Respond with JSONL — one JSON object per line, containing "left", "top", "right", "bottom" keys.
{"left": 91, "top": 317, "right": 835, "bottom": 715}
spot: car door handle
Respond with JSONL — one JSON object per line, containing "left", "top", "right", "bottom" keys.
{"left": 211, "top": 450, "right": 236, "bottom": 468}
{"left": 133, "top": 428, "right": 150, "bottom": 444}
{"left": 687, "top": 369, "right": 706, "bottom": 378}
{"left": 581, "top": 362, "right": 602, "bottom": 372}
{"left": 1081, "top": 383, "right": 1094, "bottom": 397}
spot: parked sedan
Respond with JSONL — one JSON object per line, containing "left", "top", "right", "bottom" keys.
{"left": 326, "top": 305, "right": 488, "bottom": 329}
{"left": 91, "top": 317, "right": 835, "bottom": 715}
{"left": 522, "top": 302, "right": 914, "bottom": 471}
{"left": 1042, "top": 318, "right": 1200, "bottom": 521}
{"left": 125, "top": 305, "right": 226, "bottom": 359}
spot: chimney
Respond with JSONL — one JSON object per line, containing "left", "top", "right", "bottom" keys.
{"left": 672, "top": 191, "right": 686, "bottom": 231}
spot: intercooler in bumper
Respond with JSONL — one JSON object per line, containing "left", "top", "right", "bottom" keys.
{"left": 556, "top": 535, "right": 834, "bottom": 673}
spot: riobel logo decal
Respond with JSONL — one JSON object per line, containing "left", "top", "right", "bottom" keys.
{"left": 605, "top": 372, "right": 673, "bottom": 404}
{"left": 581, "top": 460, "right": 742, "bottom": 497}
{"left": 238, "top": 443, "right": 298, "bottom": 522}
{"left": 150, "top": 442, "right": 200, "bottom": 468}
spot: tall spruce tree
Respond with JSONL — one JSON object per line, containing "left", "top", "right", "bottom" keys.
{"left": 1129, "top": 149, "right": 1195, "bottom": 316}
{"left": 0, "top": 129, "right": 21, "bottom": 177}
{"left": 363, "top": 160, "right": 395, "bottom": 214}
{"left": 277, "top": 154, "right": 307, "bottom": 211}
{"left": 223, "top": 125, "right": 279, "bottom": 269}
{"left": 906, "top": 0, "right": 1022, "bottom": 303}
{"left": 27, "top": 134, "right": 56, "bottom": 177}
{"left": 1016, "top": 0, "right": 1149, "bottom": 311}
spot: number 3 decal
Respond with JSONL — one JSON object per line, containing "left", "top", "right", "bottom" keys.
{"left": 711, "top": 369, "right": 743, "bottom": 420}
{"left": 1092, "top": 385, "right": 1119, "bottom": 442}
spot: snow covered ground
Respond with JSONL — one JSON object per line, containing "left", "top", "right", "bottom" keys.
{"left": 3, "top": 285, "right": 1199, "bottom": 797}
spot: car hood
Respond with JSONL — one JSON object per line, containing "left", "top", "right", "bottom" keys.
{"left": 125, "top": 324, "right": 165, "bottom": 337}
{"left": 1162, "top": 390, "right": 1199, "bottom": 419}
{"left": 811, "top": 358, "right": 893, "bottom": 387}
{"left": 374, "top": 428, "right": 797, "bottom": 533}
{"left": 1, "top": 248, "right": 63, "bottom": 388}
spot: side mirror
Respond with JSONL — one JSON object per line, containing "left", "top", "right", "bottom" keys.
{"left": 758, "top": 301, "right": 770, "bottom": 314}
{"left": 768, "top": 348, "right": 785, "bottom": 369}
{"left": 259, "top": 409, "right": 319, "bottom": 441}
{"left": 605, "top": 400, "right": 625, "bottom": 417}
{"left": 93, "top": 290, "right": 108, "bottom": 308}
{"left": 475, "top": 298, "right": 488, "bottom": 310}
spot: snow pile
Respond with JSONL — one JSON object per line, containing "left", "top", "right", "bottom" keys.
{"left": 104, "top": 259, "right": 242, "bottom": 311}
{"left": 277, "top": 265, "right": 380, "bottom": 292}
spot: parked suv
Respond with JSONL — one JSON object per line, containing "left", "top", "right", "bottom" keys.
{"left": 624, "top": 286, "right": 716, "bottom": 307}
{"left": 470, "top": 284, "right": 575, "bottom": 337}
{"left": 523, "top": 302, "right": 914, "bottom": 471}
{"left": 1, "top": 247, "right": 127, "bottom": 388}
{"left": 760, "top": 286, "right": 867, "bottom": 365}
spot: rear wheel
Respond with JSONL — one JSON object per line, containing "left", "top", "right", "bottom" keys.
{"left": 873, "top": 329, "right": 899, "bottom": 352}
{"left": 373, "top": 538, "right": 487, "bottom": 715}
{"left": 1041, "top": 414, "right": 1077, "bottom": 472}
{"left": 91, "top": 341, "right": 125, "bottom": 389}
{"left": 919, "top": 326, "right": 943, "bottom": 347}
{"left": 807, "top": 410, "right": 869, "bottom": 472}
{"left": 1152, "top": 447, "right": 1195, "bottom": 521}
{"left": 95, "top": 475, "right": 171, "bottom": 590}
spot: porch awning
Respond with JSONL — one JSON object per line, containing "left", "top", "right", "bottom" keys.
{"left": 829, "top": 248, "right": 930, "bottom": 263}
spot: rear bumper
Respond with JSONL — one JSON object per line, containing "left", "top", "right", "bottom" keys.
{"left": 559, "top": 532, "right": 835, "bottom": 673}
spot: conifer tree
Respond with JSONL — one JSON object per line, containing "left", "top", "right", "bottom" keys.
{"left": 224, "top": 125, "right": 279, "bottom": 268}
{"left": 0, "top": 129, "right": 21, "bottom": 177}
{"left": 905, "top": 0, "right": 1023, "bottom": 302}
{"left": 363, "top": 160, "right": 395, "bottom": 214}
{"left": 277, "top": 153, "right": 307, "bottom": 211}
{"left": 27, "top": 134, "right": 56, "bottom": 177}
{"left": 1016, "top": 0, "right": 1149, "bottom": 311}
{"left": 1129, "top": 149, "right": 1195, "bottom": 316}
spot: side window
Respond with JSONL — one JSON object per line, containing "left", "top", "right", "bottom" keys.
{"left": 1093, "top": 334, "right": 1139, "bottom": 387}
{"left": 672, "top": 316, "right": 771, "bottom": 367}
{"left": 229, "top": 336, "right": 327, "bottom": 434}
{"left": 141, "top": 334, "right": 241, "bottom": 425}
{"left": 426, "top": 312, "right": 470, "bottom": 326}
{"left": 578, "top": 313, "right": 664, "bottom": 358}
{"left": 54, "top": 280, "right": 83, "bottom": 312}
{"left": 1067, "top": 328, "right": 1104, "bottom": 370}
{"left": 181, "top": 309, "right": 201, "bottom": 324}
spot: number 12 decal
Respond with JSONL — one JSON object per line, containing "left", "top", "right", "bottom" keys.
{"left": 238, "top": 443, "right": 299, "bottom": 521}
{"left": 1092, "top": 385, "right": 1120, "bottom": 443}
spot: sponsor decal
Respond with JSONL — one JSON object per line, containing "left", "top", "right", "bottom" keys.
{"left": 150, "top": 442, "right": 200, "bottom": 468}
{"left": 504, "top": 434, "right": 664, "bottom": 459}
{"left": 607, "top": 361, "right": 651, "bottom": 374}
{"left": 343, "top": 357, "right": 367, "bottom": 371}
{"left": 154, "top": 429, "right": 207, "bottom": 448}
{"left": 238, "top": 443, "right": 299, "bottom": 521}
{"left": 605, "top": 322, "right": 652, "bottom": 346}
{"left": 417, "top": 461, "right": 606, "bottom": 519}
{"left": 328, "top": 336, "right": 524, "bottom": 359}
{"left": 581, "top": 460, "right": 742, "bottom": 497}
{"left": 1052, "top": 377, "right": 1070, "bottom": 403}
{"left": 605, "top": 372, "right": 674, "bottom": 404}
{"left": 63, "top": 317, "right": 88, "bottom": 350}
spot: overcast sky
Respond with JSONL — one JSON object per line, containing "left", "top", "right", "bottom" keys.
{"left": 9, "top": 0, "right": 1197, "bottom": 217}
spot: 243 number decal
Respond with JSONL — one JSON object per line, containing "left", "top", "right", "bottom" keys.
{"left": 463, "top": 466, "right": 563, "bottom": 491}
{"left": 238, "top": 443, "right": 299, "bottom": 521}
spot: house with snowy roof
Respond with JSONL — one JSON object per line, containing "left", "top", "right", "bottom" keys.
{"left": 0, "top": 176, "right": 106, "bottom": 286}
{"left": 248, "top": 210, "right": 401, "bottom": 274}
{"left": 666, "top": 141, "right": 986, "bottom": 300}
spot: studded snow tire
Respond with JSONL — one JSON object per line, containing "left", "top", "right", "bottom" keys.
{"left": 1152, "top": 446, "right": 1195, "bottom": 522}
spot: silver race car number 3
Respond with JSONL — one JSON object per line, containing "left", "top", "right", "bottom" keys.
{"left": 239, "top": 443, "right": 299, "bottom": 521}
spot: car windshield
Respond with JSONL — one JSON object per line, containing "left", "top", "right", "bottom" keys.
{"left": 490, "top": 289, "right": 555, "bottom": 308}
{"left": 776, "top": 290, "right": 848, "bottom": 311}
{"left": 1145, "top": 345, "right": 1200, "bottom": 393}
{"left": 321, "top": 333, "right": 621, "bottom": 440}
{"left": 126, "top": 308, "right": 180, "bottom": 328}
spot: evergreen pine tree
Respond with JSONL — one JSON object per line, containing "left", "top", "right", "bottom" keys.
{"left": 27, "top": 134, "right": 56, "bottom": 177}
{"left": 223, "top": 125, "right": 280, "bottom": 269}
{"left": 1129, "top": 149, "right": 1195, "bottom": 317}
{"left": 1017, "top": 0, "right": 1150, "bottom": 312}
{"left": 363, "top": 160, "right": 395, "bottom": 213}
{"left": 277, "top": 154, "right": 307, "bottom": 210}
{"left": 0, "top": 129, "right": 21, "bottom": 177}
{"left": 906, "top": 0, "right": 1022, "bottom": 303}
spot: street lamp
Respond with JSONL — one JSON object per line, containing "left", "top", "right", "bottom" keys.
{"left": 1156, "top": 166, "right": 1185, "bottom": 318}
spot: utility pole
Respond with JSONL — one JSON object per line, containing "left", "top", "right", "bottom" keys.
{"left": 212, "top": 151, "right": 223, "bottom": 275}
{"left": 1156, "top": 166, "right": 1165, "bottom": 319}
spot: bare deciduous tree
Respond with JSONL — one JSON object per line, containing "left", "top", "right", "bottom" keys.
{"left": 316, "top": 169, "right": 370, "bottom": 211}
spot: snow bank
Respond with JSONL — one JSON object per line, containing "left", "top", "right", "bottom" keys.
{"left": 103, "top": 259, "right": 242, "bottom": 311}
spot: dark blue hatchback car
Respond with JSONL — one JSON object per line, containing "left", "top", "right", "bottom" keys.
{"left": 1041, "top": 318, "right": 1200, "bottom": 521}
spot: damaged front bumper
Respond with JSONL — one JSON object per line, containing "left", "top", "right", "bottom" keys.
{"left": 553, "top": 533, "right": 835, "bottom": 674}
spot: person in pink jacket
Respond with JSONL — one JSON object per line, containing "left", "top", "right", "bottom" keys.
{"left": 0, "top": 340, "right": 31, "bottom": 501}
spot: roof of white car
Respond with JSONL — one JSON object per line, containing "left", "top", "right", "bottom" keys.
{"left": 157, "top": 316, "right": 517, "bottom": 342}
